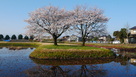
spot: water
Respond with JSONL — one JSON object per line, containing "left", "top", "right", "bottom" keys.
{"left": 0, "top": 47, "right": 136, "bottom": 77}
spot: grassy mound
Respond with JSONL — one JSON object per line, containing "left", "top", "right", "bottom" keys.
{"left": 30, "top": 45, "right": 114, "bottom": 59}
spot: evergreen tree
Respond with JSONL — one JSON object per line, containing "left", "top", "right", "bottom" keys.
{"left": 18, "top": 34, "right": 23, "bottom": 39}
{"left": 0, "top": 34, "right": 4, "bottom": 40}
{"left": 11, "top": 35, "right": 17, "bottom": 40}
{"left": 30, "top": 35, "right": 34, "bottom": 40}
{"left": 113, "top": 28, "right": 128, "bottom": 43}
{"left": 24, "top": 35, "right": 29, "bottom": 40}
{"left": 5, "top": 35, "right": 10, "bottom": 40}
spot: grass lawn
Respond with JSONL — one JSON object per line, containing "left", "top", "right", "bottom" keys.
{"left": 30, "top": 45, "right": 114, "bottom": 59}
{"left": 0, "top": 42, "right": 40, "bottom": 47}
{"left": 85, "top": 43, "right": 136, "bottom": 49}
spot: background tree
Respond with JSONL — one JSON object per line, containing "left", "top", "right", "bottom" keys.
{"left": 119, "top": 28, "right": 127, "bottom": 43}
{"left": 124, "top": 23, "right": 130, "bottom": 43}
{"left": 25, "top": 6, "right": 74, "bottom": 45}
{"left": 24, "top": 35, "right": 29, "bottom": 40}
{"left": 113, "top": 31, "right": 120, "bottom": 40}
{"left": 106, "top": 35, "right": 112, "bottom": 43}
{"left": 113, "top": 28, "right": 127, "bottom": 43}
{"left": 0, "top": 34, "right": 4, "bottom": 40}
{"left": 5, "top": 35, "right": 10, "bottom": 40}
{"left": 18, "top": 34, "right": 23, "bottom": 39}
{"left": 93, "top": 37, "right": 99, "bottom": 42}
{"left": 30, "top": 35, "right": 34, "bottom": 40}
{"left": 73, "top": 6, "right": 109, "bottom": 46}
{"left": 11, "top": 34, "right": 17, "bottom": 40}
{"left": 25, "top": 25, "right": 45, "bottom": 42}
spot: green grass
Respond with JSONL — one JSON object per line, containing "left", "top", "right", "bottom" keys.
{"left": 0, "top": 42, "right": 40, "bottom": 47}
{"left": 41, "top": 45, "right": 100, "bottom": 49}
{"left": 86, "top": 43, "right": 136, "bottom": 49}
{"left": 65, "top": 42, "right": 136, "bottom": 49}
{"left": 30, "top": 45, "right": 114, "bottom": 59}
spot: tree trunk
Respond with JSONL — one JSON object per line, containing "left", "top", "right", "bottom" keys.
{"left": 53, "top": 36, "right": 58, "bottom": 45}
{"left": 82, "top": 38, "right": 86, "bottom": 46}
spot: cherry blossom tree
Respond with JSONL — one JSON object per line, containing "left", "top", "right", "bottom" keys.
{"left": 25, "top": 6, "right": 74, "bottom": 45}
{"left": 73, "top": 6, "right": 109, "bottom": 46}
{"left": 25, "top": 25, "right": 45, "bottom": 41}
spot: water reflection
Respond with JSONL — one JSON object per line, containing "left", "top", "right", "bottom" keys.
{"left": 25, "top": 65, "right": 107, "bottom": 77}
{"left": 1, "top": 47, "right": 136, "bottom": 77}
{"left": 112, "top": 48, "right": 136, "bottom": 58}
{"left": 25, "top": 58, "right": 129, "bottom": 77}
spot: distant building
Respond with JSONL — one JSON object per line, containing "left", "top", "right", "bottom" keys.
{"left": 61, "top": 36, "right": 70, "bottom": 41}
{"left": 129, "top": 26, "right": 136, "bottom": 43}
{"left": 42, "top": 36, "right": 52, "bottom": 39}
{"left": 61, "top": 35, "right": 82, "bottom": 42}
{"left": 98, "top": 35, "right": 108, "bottom": 43}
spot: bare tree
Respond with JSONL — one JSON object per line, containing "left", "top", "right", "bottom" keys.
{"left": 73, "top": 6, "right": 109, "bottom": 46}
{"left": 25, "top": 6, "right": 74, "bottom": 45}
{"left": 124, "top": 23, "right": 130, "bottom": 43}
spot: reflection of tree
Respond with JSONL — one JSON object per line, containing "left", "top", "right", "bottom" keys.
{"left": 72, "top": 65, "right": 107, "bottom": 77}
{"left": 25, "top": 65, "right": 70, "bottom": 77}
{"left": 7, "top": 47, "right": 28, "bottom": 50}
{"left": 25, "top": 65, "right": 107, "bottom": 77}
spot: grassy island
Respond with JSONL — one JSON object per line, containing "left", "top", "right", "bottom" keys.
{"left": 30, "top": 45, "right": 114, "bottom": 60}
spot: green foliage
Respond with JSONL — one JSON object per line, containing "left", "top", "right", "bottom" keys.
{"left": 113, "top": 28, "right": 128, "bottom": 43}
{"left": 24, "top": 35, "right": 29, "bottom": 40}
{"left": 0, "top": 34, "right": 4, "bottom": 40}
{"left": 5, "top": 35, "right": 10, "bottom": 40}
{"left": 11, "top": 35, "right": 17, "bottom": 40}
{"left": 113, "top": 31, "right": 120, "bottom": 39}
{"left": 18, "top": 34, "right": 23, "bottom": 39}
{"left": 119, "top": 28, "right": 127, "bottom": 43}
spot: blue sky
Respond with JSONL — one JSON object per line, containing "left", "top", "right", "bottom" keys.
{"left": 0, "top": 0, "right": 136, "bottom": 36}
